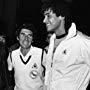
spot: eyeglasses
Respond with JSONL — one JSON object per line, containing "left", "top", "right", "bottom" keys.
{"left": 20, "top": 33, "right": 33, "bottom": 38}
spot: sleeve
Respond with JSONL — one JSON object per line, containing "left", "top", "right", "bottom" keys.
{"left": 81, "top": 39, "right": 90, "bottom": 68}
{"left": 82, "top": 48, "right": 90, "bottom": 68}
{"left": 42, "top": 50, "right": 47, "bottom": 68}
{"left": 7, "top": 52, "right": 13, "bottom": 71}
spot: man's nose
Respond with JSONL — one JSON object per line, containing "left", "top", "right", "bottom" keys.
{"left": 25, "top": 35, "right": 28, "bottom": 40}
{"left": 43, "top": 16, "right": 47, "bottom": 23}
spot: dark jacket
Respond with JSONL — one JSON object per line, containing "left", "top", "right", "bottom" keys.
{"left": 0, "top": 42, "right": 13, "bottom": 90}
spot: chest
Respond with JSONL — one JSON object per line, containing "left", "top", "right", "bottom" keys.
{"left": 53, "top": 38, "right": 63, "bottom": 53}
{"left": 12, "top": 53, "right": 41, "bottom": 72}
{"left": 52, "top": 39, "right": 80, "bottom": 66}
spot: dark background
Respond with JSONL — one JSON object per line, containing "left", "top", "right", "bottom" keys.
{"left": 0, "top": 0, "right": 89, "bottom": 48}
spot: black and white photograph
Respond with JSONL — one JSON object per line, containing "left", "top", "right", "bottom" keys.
{"left": 0, "top": 0, "right": 89, "bottom": 90}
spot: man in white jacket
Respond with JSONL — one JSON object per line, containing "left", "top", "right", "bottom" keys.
{"left": 7, "top": 23, "right": 44, "bottom": 90}
{"left": 42, "top": 0, "right": 90, "bottom": 90}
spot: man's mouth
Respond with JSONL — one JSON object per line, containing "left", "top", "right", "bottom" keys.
{"left": 46, "top": 23, "right": 51, "bottom": 27}
{"left": 23, "top": 41, "right": 28, "bottom": 45}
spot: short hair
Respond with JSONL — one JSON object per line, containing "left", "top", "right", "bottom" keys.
{"left": 41, "top": 0, "right": 73, "bottom": 32}
{"left": 16, "top": 23, "right": 35, "bottom": 38}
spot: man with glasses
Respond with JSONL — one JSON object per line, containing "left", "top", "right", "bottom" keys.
{"left": 7, "top": 23, "right": 44, "bottom": 90}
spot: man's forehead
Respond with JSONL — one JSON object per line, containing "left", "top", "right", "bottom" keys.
{"left": 21, "top": 29, "right": 33, "bottom": 34}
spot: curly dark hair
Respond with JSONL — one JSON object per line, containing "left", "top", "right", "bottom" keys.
{"left": 16, "top": 23, "right": 36, "bottom": 39}
{"left": 41, "top": 0, "right": 73, "bottom": 33}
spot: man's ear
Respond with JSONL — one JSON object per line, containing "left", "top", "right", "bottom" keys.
{"left": 17, "top": 36, "right": 19, "bottom": 41}
{"left": 59, "top": 16, "right": 65, "bottom": 20}
{"left": 31, "top": 38, "right": 33, "bottom": 43}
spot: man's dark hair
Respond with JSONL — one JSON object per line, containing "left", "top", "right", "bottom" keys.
{"left": 16, "top": 23, "right": 35, "bottom": 39}
{"left": 41, "top": 0, "right": 73, "bottom": 33}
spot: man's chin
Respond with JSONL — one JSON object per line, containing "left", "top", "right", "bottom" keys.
{"left": 47, "top": 28, "right": 52, "bottom": 32}
{"left": 47, "top": 28, "right": 54, "bottom": 33}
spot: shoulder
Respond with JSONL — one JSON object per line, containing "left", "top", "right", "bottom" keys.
{"left": 77, "top": 31, "right": 90, "bottom": 42}
{"left": 32, "top": 46, "right": 43, "bottom": 53}
{"left": 11, "top": 48, "right": 20, "bottom": 55}
{"left": 77, "top": 31, "right": 90, "bottom": 39}
{"left": 33, "top": 46, "right": 42, "bottom": 50}
{"left": 77, "top": 31, "right": 90, "bottom": 49}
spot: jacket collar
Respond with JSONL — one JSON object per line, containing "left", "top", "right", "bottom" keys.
{"left": 65, "top": 22, "right": 77, "bottom": 40}
{"left": 51, "top": 22, "right": 77, "bottom": 41}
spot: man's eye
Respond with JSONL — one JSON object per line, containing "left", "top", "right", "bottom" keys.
{"left": 28, "top": 34, "right": 33, "bottom": 37}
{"left": 20, "top": 33, "right": 24, "bottom": 36}
{"left": 47, "top": 14, "right": 50, "bottom": 18}
{"left": 28, "top": 35, "right": 32, "bottom": 38}
{"left": 47, "top": 15, "right": 52, "bottom": 19}
{"left": 44, "top": 13, "right": 50, "bottom": 18}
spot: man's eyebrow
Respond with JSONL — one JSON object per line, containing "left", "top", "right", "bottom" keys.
{"left": 21, "top": 33, "right": 32, "bottom": 35}
{"left": 28, "top": 33, "right": 33, "bottom": 35}
{"left": 20, "top": 32, "right": 24, "bottom": 34}
{"left": 44, "top": 9, "right": 52, "bottom": 15}
{"left": 44, "top": 12, "right": 50, "bottom": 15}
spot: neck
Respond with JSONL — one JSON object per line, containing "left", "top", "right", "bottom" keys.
{"left": 55, "top": 26, "right": 66, "bottom": 39}
{"left": 20, "top": 47, "right": 30, "bottom": 56}
{"left": 55, "top": 18, "right": 66, "bottom": 37}
{"left": 55, "top": 28, "right": 65, "bottom": 36}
